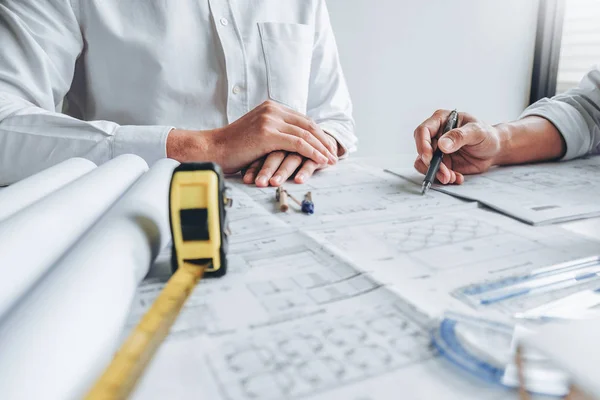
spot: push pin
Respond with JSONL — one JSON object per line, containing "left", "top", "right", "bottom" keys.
{"left": 301, "top": 192, "right": 314, "bottom": 214}
{"left": 275, "top": 187, "right": 289, "bottom": 212}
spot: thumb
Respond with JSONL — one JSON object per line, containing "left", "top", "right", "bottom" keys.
{"left": 437, "top": 124, "right": 484, "bottom": 154}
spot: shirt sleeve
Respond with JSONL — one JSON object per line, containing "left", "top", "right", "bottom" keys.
{"left": 306, "top": 0, "right": 357, "bottom": 158}
{"left": 520, "top": 67, "right": 600, "bottom": 160}
{"left": 0, "top": 0, "right": 171, "bottom": 185}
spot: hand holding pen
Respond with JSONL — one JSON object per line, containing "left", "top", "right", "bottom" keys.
{"left": 421, "top": 110, "right": 459, "bottom": 194}
{"left": 414, "top": 109, "right": 505, "bottom": 188}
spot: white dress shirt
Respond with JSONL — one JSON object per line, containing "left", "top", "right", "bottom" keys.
{"left": 0, "top": 0, "right": 356, "bottom": 185}
{"left": 521, "top": 66, "right": 600, "bottom": 160}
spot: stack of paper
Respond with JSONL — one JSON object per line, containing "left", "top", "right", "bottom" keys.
{"left": 127, "top": 162, "right": 600, "bottom": 400}
{"left": 502, "top": 325, "right": 570, "bottom": 396}
{"left": 523, "top": 319, "right": 600, "bottom": 399}
{"left": 387, "top": 156, "right": 600, "bottom": 225}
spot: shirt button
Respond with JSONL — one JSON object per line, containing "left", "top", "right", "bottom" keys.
{"left": 232, "top": 85, "right": 242, "bottom": 94}
{"left": 220, "top": 17, "right": 229, "bottom": 26}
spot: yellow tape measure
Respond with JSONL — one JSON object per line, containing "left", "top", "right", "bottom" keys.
{"left": 86, "top": 163, "right": 230, "bottom": 400}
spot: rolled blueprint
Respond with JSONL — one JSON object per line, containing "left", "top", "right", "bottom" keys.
{"left": 0, "top": 154, "right": 148, "bottom": 322}
{"left": 0, "top": 158, "right": 178, "bottom": 400}
{"left": 0, "top": 158, "right": 97, "bottom": 222}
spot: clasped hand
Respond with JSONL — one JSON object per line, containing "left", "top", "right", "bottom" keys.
{"left": 230, "top": 100, "right": 339, "bottom": 187}
{"left": 169, "top": 100, "right": 340, "bottom": 186}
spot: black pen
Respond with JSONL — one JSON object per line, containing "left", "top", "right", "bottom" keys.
{"left": 421, "top": 109, "right": 459, "bottom": 195}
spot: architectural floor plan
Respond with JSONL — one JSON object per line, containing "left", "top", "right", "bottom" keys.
{"left": 127, "top": 161, "right": 600, "bottom": 399}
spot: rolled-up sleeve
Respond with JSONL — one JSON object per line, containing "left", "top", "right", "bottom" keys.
{"left": 0, "top": 0, "right": 171, "bottom": 185}
{"left": 520, "top": 67, "right": 600, "bottom": 160}
{"left": 307, "top": 0, "right": 357, "bottom": 157}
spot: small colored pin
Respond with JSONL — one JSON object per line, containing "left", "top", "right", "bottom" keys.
{"left": 275, "top": 187, "right": 289, "bottom": 212}
{"left": 301, "top": 192, "right": 314, "bottom": 214}
{"left": 275, "top": 187, "right": 314, "bottom": 215}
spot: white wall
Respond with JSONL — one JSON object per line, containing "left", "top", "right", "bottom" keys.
{"left": 328, "top": 0, "right": 539, "bottom": 157}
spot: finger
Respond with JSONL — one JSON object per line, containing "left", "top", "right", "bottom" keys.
{"left": 324, "top": 134, "right": 339, "bottom": 163}
{"left": 281, "top": 113, "right": 338, "bottom": 163}
{"left": 457, "top": 111, "right": 477, "bottom": 127}
{"left": 413, "top": 110, "right": 452, "bottom": 164}
{"left": 437, "top": 123, "right": 488, "bottom": 154}
{"left": 255, "top": 151, "right": 286, "bottom": 187}
{"left": 295, "top": 159, "right": 319, "bottom": 184}
{"left": 272, "top": 132, "right": 330, "bottom": 165}
{"left": 436, "top": 162, "right": 453, "bottom": 185}
{"left": 455, "top": 172, "right": 465, "bottom": 185}
{"left": 316, "top": 162, "right": 330, "bottom": 172}
{"left": 415, "top": 153, "right": 457, "bottom": 185}
{"left": 279, "top": 123, "right": 336, "bottom": 165}
{"left": 270, "top": 154, "right": 303, "bottom": 186}
{"left": 414, "top": 126, "right": 435, "bottom": 167}
{"left": 281, "top": 108, "right": 335, "bottom": 151}
{"left": 243, "top": 159, "right": 264, "bottom": 184}
{"left": 414, "top": 157, "right": 429, "bottom": 175}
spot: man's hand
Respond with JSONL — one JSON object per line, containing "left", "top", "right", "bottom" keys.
{"left": 167, "top": 100, "right": 338, "bottom": 173}
{"left": 413, "top": 110, "right": 504, "bottom": 185}
{"left": 242, "top": 135, "right": 338, "bottom": 187}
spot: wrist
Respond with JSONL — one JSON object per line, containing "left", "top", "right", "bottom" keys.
{"left": 492, "top": 122, "right": 515, "bottom": 166}
{"left": 166, "top": 128, "right": 216, "bottom": 162}
{"left": 491, "top": 116, "right": 565, "bottom": 166}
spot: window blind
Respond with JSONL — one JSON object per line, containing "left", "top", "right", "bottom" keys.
{"left": 556, "top": 0, "right": 600, "bottom": 93}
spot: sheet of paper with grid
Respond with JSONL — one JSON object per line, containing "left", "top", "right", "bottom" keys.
{"left": 127, "top": 161, "right": 599, "bottom": 400}
{"left": 388, "top": 156, "right": 600, "bottom": 225}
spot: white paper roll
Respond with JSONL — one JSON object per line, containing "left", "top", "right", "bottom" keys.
{"left": 0, "top": 158, "right": 97, "bottom": 222}
{"left": 0, "top": 154, "right": 148, "bottom": 322}
{"left": 0, "top": 158, "right": 178, "bottom": 400}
